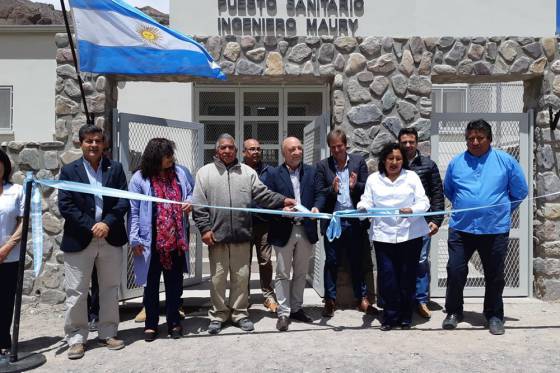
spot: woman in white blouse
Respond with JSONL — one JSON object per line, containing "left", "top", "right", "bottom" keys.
{"left": 357, "top": 143, "right": 429, "bottom": 331}
{"left": 0, "top": 149, "right": 24, "bottom": 358}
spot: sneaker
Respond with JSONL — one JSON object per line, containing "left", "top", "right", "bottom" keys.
{"left": 417, "top": 303, "right": 432, "bottom": 319}
{"left": 67, "top": 343, "right": 85, "bottom": 360}
{"left": 264, "top": 297, "right": 278, "bottom": 313}
{"left": 97, "top": 337, "right": 125, "bottom": 351}
{"left": 208, "top": 320, "right": 222, "bottom": 335}
{"left": 442, "top": 313, "right": 463, "bottom": 330}
{"left": 236, "top": 317, "right": 254, "bottom": 332}
{"left": 88, "top": 319, "right": 98, "bottom": 332}
{"left": 134, "top": 308, "right": 146, "bottom": 323}
{"left": 488, "top": 317, "right": 505, "bottom": 335}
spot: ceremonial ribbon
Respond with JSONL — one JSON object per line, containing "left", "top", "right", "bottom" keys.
{"left": 25, "top": 172, "right": 44, "bottom": 277}
{"left": 27, "top": 178, "right": 560, "bottom": 276}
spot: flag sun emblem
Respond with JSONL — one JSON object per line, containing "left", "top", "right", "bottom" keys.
{"left": 137, "top": 25, "right": 162, "bottom": 46}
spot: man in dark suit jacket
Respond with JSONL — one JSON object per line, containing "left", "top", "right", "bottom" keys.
{"left": 58, "top": 125, "right": 129, "bottom": 360}
{"left": 315, "top": 129, "right": 371, "bottom": 317}
{"left": 266, "top": 137, "right": 320, "bottom": 331}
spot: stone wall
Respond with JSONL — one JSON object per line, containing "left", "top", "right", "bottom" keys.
{"left": 23, "top": 33, "right": 559, "bottom": 303}
{"left": 196, "top": 34, "right": 560, "bottom": 299}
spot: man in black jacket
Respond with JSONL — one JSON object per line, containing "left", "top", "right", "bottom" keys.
{"left": 58, "top": 125, "right": 129, "bottom": 359}
{"left": 398, "top": 128, "right": 444, "bottom": 318}
{"left": 315, "top": 129, "right": 372, "bottom": 317}
{"left": 242, "top": 138, "right": 278, "bottom": 312}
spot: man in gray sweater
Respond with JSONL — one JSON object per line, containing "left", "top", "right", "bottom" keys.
{"left": 193, "top": 134, "right": 296, "bottom": 334}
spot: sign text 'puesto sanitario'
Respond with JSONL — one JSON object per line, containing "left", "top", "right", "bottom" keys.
{"left": 217, "top": 0, "right": 365, "bottom": 36}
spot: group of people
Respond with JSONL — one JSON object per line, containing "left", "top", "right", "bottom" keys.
{"left": 0, "top": 118, "right": 528, "bottom": 361}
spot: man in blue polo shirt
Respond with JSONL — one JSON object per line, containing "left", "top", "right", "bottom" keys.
{"left": 442, "top": 119, "right": 528, "bottom": 335}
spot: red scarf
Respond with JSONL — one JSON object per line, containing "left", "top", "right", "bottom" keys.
{"left": 151, "top": 169, "right": 188, "bottom": 270}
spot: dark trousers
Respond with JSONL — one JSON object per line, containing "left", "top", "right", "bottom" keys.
{"left": 144, "top": 250, "right": 185, "bottom": 333}
{"left": 374, "top": 238, "right": 422, "bottom": 326}
{"left": 248, "top": 222, "right": 274, "bottom": 299}
{"left": 87, "top": 264, "right": 100, "bottom": 322}
{"left": 0, "top": 262, "right": 18, "bottom": 349}
{"left": 445, "top": 228, "right": 509, "bottom": 321}
{"left": 324, "top": 222, "right": 367, "bottom": 301}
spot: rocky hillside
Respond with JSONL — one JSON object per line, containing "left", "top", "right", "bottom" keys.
{"left": 0, "top": 0, "right": 169, "bottom": 26}
{"left": 0, "top": 0, "right": 64, "bottom": 25}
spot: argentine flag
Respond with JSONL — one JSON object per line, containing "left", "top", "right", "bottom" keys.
{"left": 68, "top": 0, "right": 225, "bottom": 79}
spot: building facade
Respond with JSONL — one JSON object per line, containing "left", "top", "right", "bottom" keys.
{"left": 2, "top": 0, "right": 560, "bottom": 304}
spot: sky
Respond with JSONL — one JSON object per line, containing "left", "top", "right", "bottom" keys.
{"left": 38, "top": 0, "right": 170, "bottom": 13}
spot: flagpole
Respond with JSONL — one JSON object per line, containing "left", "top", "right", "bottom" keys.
{"left": 59, "top": 0, "right": 94, "bottom": 125}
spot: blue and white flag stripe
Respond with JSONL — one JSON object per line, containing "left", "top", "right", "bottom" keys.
{"left": 68, "top": 0, "right": 225, "bottom": 78}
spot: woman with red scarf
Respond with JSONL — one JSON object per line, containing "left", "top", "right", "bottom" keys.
{"left": 129, "top": 138, "right": 194, "bottom": 341}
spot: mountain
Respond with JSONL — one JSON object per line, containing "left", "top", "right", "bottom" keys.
{"left": 0, "top": 1, "right": 170, "bottom": 26}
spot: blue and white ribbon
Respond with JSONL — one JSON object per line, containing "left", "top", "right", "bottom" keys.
{"left": 27, "top": 178, "right": 560, "bottom": 274}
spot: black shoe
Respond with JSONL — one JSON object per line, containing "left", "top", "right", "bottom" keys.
{"left": 276, "top": 316, "right": 290, "bottom": 331}
{"left": 379, "top": 324, "right": 392, "bottom": 331}
{"left": 400, "top": 322, "right": 411, "bottom": 330}
{"left": 442, "top": 313, "right": 463, "bottom": 330}
{"left": 144, "top": 330, "right": 158, "bottom": 342}
{"left": 169, "top": 327, "right": 183, "bottom": 339}
{"left": 208, "top": 320, "right": 222, "bottom": 335}
{"left": 488, "top": 317, "right": 505, "bottom": 335}
{"left": 290, "top": 309, "right": 313, "bottom": 323}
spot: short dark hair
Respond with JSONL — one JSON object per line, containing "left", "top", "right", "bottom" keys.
{"left": 139, "top": 138, "right": 176, "bottom": 178}
{"left": 465, "top": 119, "right": 492, "bottom": 142}
{"left": 327, "top": 128, "right": 347, "bottom": 146}
{"left": 0, "top": 149, "right": 12, "bottom": 184}
{"left": 398, "top": 127, "right": 418, "bottom": 142}
{"left": 78, "top": 124, "right": 104, "bottom": 143}
{"left": 377, "top": 142, "right": 409, "bottom": 175}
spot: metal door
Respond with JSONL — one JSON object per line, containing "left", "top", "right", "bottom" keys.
{"left": 303, "top": 112, "right": 330, "bottom": 297}
{"left": 430, "top": 111, "right": 532, "bottom": 297}
{"left": 113, "top": 110, "right": 205, "bottom": 300}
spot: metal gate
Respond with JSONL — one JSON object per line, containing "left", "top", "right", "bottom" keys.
{"left": 112, "top": 111, "right": 205, "bottom": 300}
{"left": 303, "top": 113, "right": 330, "bottom": 297}
{"left": 429, "top": 111, "right": 533, "bottom": 297}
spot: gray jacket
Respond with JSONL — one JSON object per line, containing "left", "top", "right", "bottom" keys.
{"left": 192, "top": 157, "right": 286, "bottom": 243}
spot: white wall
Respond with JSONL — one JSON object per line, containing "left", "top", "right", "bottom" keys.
{"left": 117, "top": 81, "right": 192, "bottom": 122}
{"left": 171, "top": 0, "right": 555, "bottom": 37}
{"left": 0, "top": 31, "right": 57, "bottom": 142}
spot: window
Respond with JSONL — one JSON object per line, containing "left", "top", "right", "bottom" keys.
{"left": 0, "top": 87, "right": 13, "bottom": 131}
{"left": 195, "top": 87, "right": 327, "bottom": 165}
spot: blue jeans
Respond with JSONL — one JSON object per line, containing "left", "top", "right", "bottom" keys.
{"left": 445, "top": 228, "right": 509, "bottom": 321}
{"left": 415, "top": 235, "right": 431, "bottom": 305}
{"left": 374, "top": 238, "right": 423, "bottom": 326}
{"left": 323, "top": 222, "right": 367, "bottom": 301}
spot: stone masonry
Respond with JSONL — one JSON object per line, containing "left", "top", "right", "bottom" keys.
{"left": 7, "top": 33, "right": 560, "bottom": 305}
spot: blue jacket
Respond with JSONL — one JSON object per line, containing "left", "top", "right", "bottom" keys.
{"left": 58, "top": 157, "right": 129, "bottom": 252}
{"left": 265, "top": 163, "right": 319, "bottom": 247}
{"left": 444, "top": 147, "right": 528, "bottom": 234}
{"left": 128, "top": 165, "right": 194, "bottom": 286}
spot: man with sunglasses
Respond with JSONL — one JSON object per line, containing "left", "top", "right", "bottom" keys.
{"left": 242, "top": 138, "right": 278, "bottom": 312}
